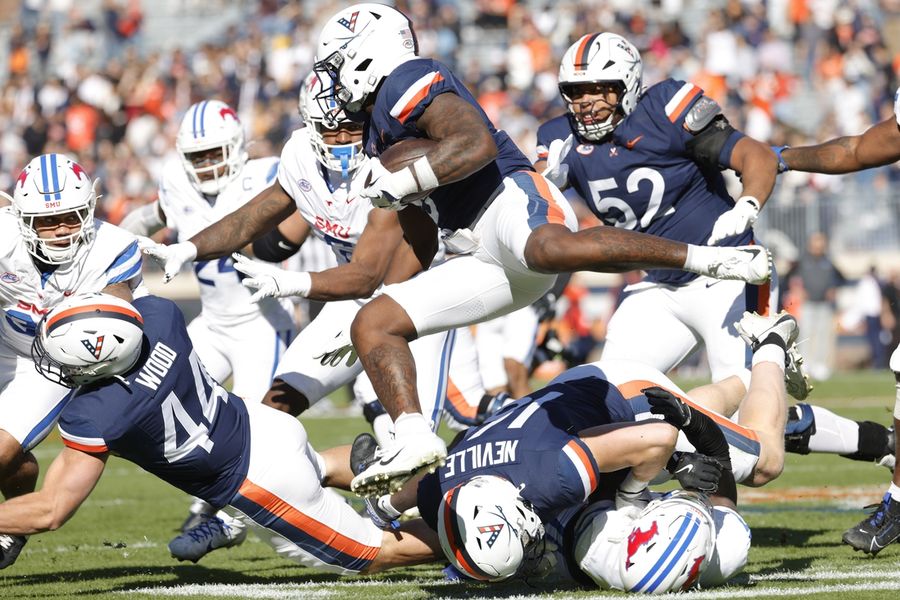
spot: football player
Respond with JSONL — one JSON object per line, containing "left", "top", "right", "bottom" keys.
{"left": 535, "top": 32, "right": 809, "bottom": 416}
{"left": 296, "top": 3, "right": 774, "bottom": 497}
{"left": 0, "top": 154, "right": 144, "bottom": 567}
{"left": 121, "top": 100, "right": 297, "bottom": 531}
{"left": 0, "top": 292, "right": 441, "bottom": 573}
{"left": 777, "top": 87, "right": 900, "bottom": 555}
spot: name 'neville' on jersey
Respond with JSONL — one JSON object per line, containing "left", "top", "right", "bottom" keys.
{"left": 57, "top": 296, "right": 251, "bottom": 508}
{"left": 0, "top": 208, "right": 144, "bottom": 357}
{"left": 158, "top": 156, "right": 293, "bottom": 328}
{"left": 536, "top": 79, "right": 751, "bottom": 285}
{"left": 417, "top": 364, "right": 635, "bottom": 529}
{"left": 277, "top": 127, "right": 375, "bottom": 267}
{"left": 366, "top": 58, "right": 533, "bottom": 232}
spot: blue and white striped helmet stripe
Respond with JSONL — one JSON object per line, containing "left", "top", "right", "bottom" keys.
{"left": 49, "top": 153, "right": 61, "bottom": 200}
{"left": 630, "top": 513, "right": 699, "bottom": 593}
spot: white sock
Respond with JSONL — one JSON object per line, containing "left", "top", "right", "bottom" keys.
{"left": 752, "top": 345, "right": 785, "bottom": 370}
{"left": 393, "top": 412, "right": 433, "bottom": 438}
{"left": 807, "top": 406, "right": 860, "bottom": 454}
{"left": 889, "top": 482, "right": 900, "bottom": 502}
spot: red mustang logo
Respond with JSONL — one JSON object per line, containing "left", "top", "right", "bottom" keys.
{"left": 71, "top": 161, "right": 87, "bottom": 181}
{"left": 625, "top": 520, "right": 659, "bottom": 569}
{"left": 16, "top": 170, "right": 28, "bottom": 188}
{"left": 219, "top": 107, "right": 239, "bottom": 122}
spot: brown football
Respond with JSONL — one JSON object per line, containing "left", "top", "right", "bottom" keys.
{"left": 375, "top": 138, "right": 440, "bottom": 270}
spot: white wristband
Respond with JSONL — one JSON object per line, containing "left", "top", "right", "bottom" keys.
{"left": 411, "top": 155, "right": 439, "bottom": 191}
{"left": 738, "top": 195, "right": 760, "bottom": 211}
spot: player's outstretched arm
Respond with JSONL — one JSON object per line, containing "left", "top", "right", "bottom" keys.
{"left": 190, "top": 181, "right": 296, "bottom": 260}
{"left": 364, "top": 519, "right": 440, "bottom": 573}
{"left": 0, "top": 448, "right": 107, "bottom": 535}
{"left": 782, "top": 118, "right": 900, "bottom": 174}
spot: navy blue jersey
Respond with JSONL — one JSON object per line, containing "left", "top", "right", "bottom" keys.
{"left": 417, "top": 364, "right": 635, "bottom": 529}
{"left": 57, "top": 296, "right": 251, "bottom": 508}
{"left": 536, "top": 79, "right": 751, "bottom": 285}
{"left": 366, "top": 58, "right": 533, "bottom": 231}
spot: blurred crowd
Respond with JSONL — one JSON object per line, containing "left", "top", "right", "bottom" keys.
{"left": 2, "top": 0, "right": 900, "bottom": 376}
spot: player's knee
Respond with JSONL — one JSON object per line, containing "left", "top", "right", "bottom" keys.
{"left": 262, "top": 380, "right": 309, "bottom": 416}
{"left": 749, "top": 449, "right": 784, "bottom": 487}
{"left": 523, "top": 225, "right": 569, "bottom": 273}
{"left": 350, "top": 299, "right": 415, "bottom": 347}
{"left": 0, "top": 431, "right": 24, "bottom": 470}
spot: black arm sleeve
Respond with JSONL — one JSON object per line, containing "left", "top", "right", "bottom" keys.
{"left": 684, "top": 115, "right": 738, "bottom": 170}
{"left": 252, "top": 227, "right": 303, "bottom": 262}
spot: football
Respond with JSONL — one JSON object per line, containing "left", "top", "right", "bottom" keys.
{"left": 373, "top": 138, "right": 438, "bottom": 205}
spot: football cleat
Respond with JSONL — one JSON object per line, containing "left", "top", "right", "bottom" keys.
{"left": 737, "top": 311, "right": 812, "bottom": 399}
{"left": 878, "top": 426, "right": 896, "bottom": 472}
{"left": 168, "top": 513, "right": 247, "bottom": 563}
{"left": 843, "top": 493, "right": 900, "bottom": 556}
{"left": 706, "top": 245, "right": 772, "bottom": 285}
{"left": 0, "top": 534, "right": 27, "bottom": 569}
{"left": 784, "top": 403, "right": 816, "bottom": 454}
{"left": 350, "top": 432, "right": 379, "bottom": 477}
{"left": 350, "top": 431, "right": 447, "bottom": 497}
{"left": 179, "top": 499, "right": 217, "bottom": 533}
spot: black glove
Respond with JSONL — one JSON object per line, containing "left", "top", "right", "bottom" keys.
{"left": 668, "top": 452, "right": 723, "bottom": 493}
{"left": 644, "top": 386, "right": 692, "bottom": 428}
{"left": 0, "top": 534, "right": 27, "bottom": 569}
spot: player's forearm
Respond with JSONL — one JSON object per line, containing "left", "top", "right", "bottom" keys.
{"left": 307, "top": 265, "right": 386, "bottom": 301}
{"left": 364, "top": 519, "right": 439, "bottom": 573}
{"left": 0, "top": 492, "right": 64, "bottom": 534}
{"left": 190, "top": 186, "right": 295, "bottom": 260}
{"left": 424, "top": 129, "right": 497, "bottom": 185}
{"left": 781, "top": 137, "right": 863, "bottom": 174}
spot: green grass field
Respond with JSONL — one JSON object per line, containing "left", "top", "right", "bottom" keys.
{"left": 3, "top": 371, "right": 900, "bottom": 600}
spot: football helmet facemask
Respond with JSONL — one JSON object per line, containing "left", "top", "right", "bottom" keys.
{"left": 176, "top": 100, "right": 247, "bottom": 196}
{"left": 558, "top": 32, "right": 643, "bottom": 141}
{"left": 299, "top": 72, "right": 365, "bottom": 177}
{"left": 438, "top": 475, "right": 544, "bottom": 582}
{"left": 11, "top": 153, "right": 98, "bottom": 265}
{"left": 32, "top": 293, "right": 145, "bottom": 388}
{"left": 313, "top": 3, "right": 418, "bottom": 128}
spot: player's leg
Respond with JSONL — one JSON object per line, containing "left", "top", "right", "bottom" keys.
{"left": 225, "top": 315, "right": 295, "bottom": 404}
{"left": 500, "top": 305, "right": 540, "bottom": 398}
{"left": 442, "top": 326, "right": 506, "bottom": 430}
{"left": 264, "top": 299, "right": 365, "bottom": 416}
{"left": 842, "top": 345, "right": 900, "bottom": 555}
{"left": 785, "top": 403, "right": 893, "bottom": 468}
{"left": 601, "top": 284, "right": 698, "bottom": 374}
{"left": 0, "top": 351, "right": 71, "bottom": 567}
{"left": 474, "top": 316, "right": 508, "bottom": 395}
{"left": 186, "top": 315, "right": 231, "bottom": 389}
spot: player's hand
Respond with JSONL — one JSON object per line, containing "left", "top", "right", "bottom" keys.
{"left": 141, "top": 241, "right": 197, "bottom": 283}
{"left": 644, "top": 386, "right": 692, "bottom": 429}
{"left": 669, "top": 452, "right": 723, "bottom": 493}
{"left": 707, "top": 196, "right": 760, "bottom": 245}
{"left": 520, "top": 539, "right": 559, "bottom": 580}
{"left": 360, "top": 158, "right": 415, "bottom": 211}
{"left": 540, "top": 134, "right": 573, "bottom": 189}
{"left": 231, "top": 254, "right": 311, "bottom": 302}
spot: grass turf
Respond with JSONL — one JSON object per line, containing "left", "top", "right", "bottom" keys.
{"left": 2, "top": 370, "right": 900, "bottom": 599}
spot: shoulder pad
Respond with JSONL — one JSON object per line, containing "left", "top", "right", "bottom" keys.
{"left": 684, "top": 96, "right": 722, "bottom": 133}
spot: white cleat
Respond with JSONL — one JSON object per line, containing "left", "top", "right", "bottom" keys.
{"left": 707, "top": 245, "right": 772, "bottom": 284}
{"left": 737, "top": 310, "right": 812, "bottom": 399}
{"left": 168, "top": 512, "right": 247, "bottom": 563}
{"left": 350, "top": 431, "right": 447, "bottom": 497}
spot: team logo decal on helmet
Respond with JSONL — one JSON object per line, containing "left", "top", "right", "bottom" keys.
{"left": 337, "top": 10, "right": 359, "bottom": 31}
{"left": 625, "top": 520, "right": 659, "bottom": 570}
{"left": 81, "top": 336, "right": 105, "bottom": 360}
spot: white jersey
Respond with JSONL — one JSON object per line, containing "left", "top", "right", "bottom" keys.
{"left": 158, "top": 156, "right": 293, "bottom": 327}
{"left": 0, "top": 208, "right": 145, "bottom": 356}
{"left": 277, "top": 128, "right": 374, "bottom": 267}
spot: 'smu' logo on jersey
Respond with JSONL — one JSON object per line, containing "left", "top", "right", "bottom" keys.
{"left": 338, "top": 11, "right": 359, "bottom": 32}
{"left": 81, "top": 335, "right": 105, "bottom": 359}
{"left": 477, "top": 523, "right": 505, "bottom": 548}
{"left": 625, "top": 520, "right": 659, "bottom": 569}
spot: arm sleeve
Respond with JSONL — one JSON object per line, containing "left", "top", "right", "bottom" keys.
{"left": 252, "top": 226, "right": 303, "bottom": 262}
{"left": 105, "top": 240, "right": 142, "bottom": 286}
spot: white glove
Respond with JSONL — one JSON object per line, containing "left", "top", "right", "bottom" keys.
{"left": 231, "top": 253, "right": 311, "bottom": 302}
{"left": 707, "top": 196, "right": 760, "bottom": 245}
{"left": 540, "top": 134, "right": 573, "bottom": 189}
{"left": 141, "top": 241, "right": 197, "bottom": 283}
{"left": 359, "top": 157, "right": 421, "bottom": 211}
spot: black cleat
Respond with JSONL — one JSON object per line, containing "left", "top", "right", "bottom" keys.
{"left": 0, "top": 534, "right": 27, "bottom": 569}
{"left": 350, "top": 432, "right": 379, "bottom": 477}
{"left": 843, "top": 493, "right": 900, "bottom": 556}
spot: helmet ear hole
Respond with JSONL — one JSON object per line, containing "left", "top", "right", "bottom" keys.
{"left": 356, "top": 59, "right": 372, "bottom": 71}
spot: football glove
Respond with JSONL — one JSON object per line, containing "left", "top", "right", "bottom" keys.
{"left": 707, "top": 196, "right": 760, "bottom": 244}
{"left": 141, "top": 240, "right": 197, "bottom": 283}
{"left": 360, "top": 157, "right": 420, "bottom": 211}
{"left": 540, "top": 134, "right": 574, "bottom": 189}
{"left": 668, "top": 451, "right": 723, "bottom": 493}
{"left": 231, "top": 253, "right": 311, "bottom": 302}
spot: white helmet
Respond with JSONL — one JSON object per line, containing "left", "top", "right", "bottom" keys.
{"left": 32, "top": 293, "right": 145, "bottom": 388}
{"left": 619, "top": 491, "right": 716, "bottom": 594}
{"left": 175, "top": 100, "right": 247, "bottom": 196}
{"left": 300, "top": 72, "right": 365, "bottom": 176}
{"left": 700, "top": 505, "right": 751, "bottom": 587}
{"left": 437, "top": 475, "right": 544, "bottom": 582}
{"left": 11, "top": 153, "right": 98, "bottom": 265}
{"left": 313, "top": 3, "right": 418, "bottom": 127}
{"left": 558, "top": 32, "right": 643, "bottom": 141}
